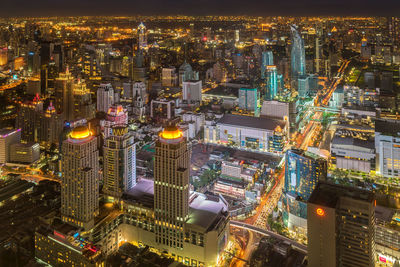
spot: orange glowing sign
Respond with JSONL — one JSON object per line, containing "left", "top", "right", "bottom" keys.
{"left": 316, "top": 208, "right": 325, "bottom": 216}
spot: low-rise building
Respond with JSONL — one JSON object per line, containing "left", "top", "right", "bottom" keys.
{"left": 35, "top": 222, "right": 104, "bottom": 267}
{"left": 330, "top": 135, "right": 375, "bottom": 173}
{"left": 204, "top": 114, "right": 287, "bottom": 154}
{"left": 9, "top": 142, "right": 40, "bottom": 164}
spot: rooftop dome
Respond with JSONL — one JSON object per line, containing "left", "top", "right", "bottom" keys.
{"left": 70, "top": 126, "right": 91, "bottom": 140}
{"left": 160, "top": 126, "right": 183, "bottom": 140}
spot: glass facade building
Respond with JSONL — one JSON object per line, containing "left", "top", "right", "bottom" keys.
{"left": 265, "top": 65, "right": 278, "bottom": 100}
{"left": 261, "top": 51, "right": 274, "bottom": 79}
{"left": 284, "top": 149, "right": 327, "bottom": 201}
{"left": 290, "top": 25, "right": 306, "bottom": 81}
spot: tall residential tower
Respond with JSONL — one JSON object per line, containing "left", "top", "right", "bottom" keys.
{"left": 61, "top": 125, "right": 99, "bottom": 230}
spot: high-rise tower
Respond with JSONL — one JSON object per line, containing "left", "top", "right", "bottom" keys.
{"left": 61, "top": 125, "right": 99, "bottom": 230}
{"left": 154, "top": 126, "right": 190, "bottom": 249}
{"left": 265, "top": 65, "right": 278, "bottom": 100}
{"left": 103, "top": 125, "right": 136, "bottom": 200}
{"left": 97, "top": 83, "right": 114, "bottom": 113}
{"left": 290, "top": 25, "right": 306, "bottom": 81}
{"left": 261, "top": 51, "right": 274, "bottom": 79}
{"left": 308, "top": 182, "right": 376, "bottom": 267}
{"left": 137, "top": 22, "right": 147, "bottom": 50}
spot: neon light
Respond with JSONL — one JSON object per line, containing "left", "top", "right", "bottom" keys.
{"left": 53, "top": 230, "right": 65, "bottom": 240}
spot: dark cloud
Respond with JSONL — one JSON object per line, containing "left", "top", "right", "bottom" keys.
{"left": 1, "top": 0, "right": 400, "bottom": 17}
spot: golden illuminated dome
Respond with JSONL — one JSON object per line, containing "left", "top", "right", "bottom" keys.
{"left": 160, "top": 126, "right": 183, "bottom": 140}
{"left": 70, "top": 126, "right": 91, "bottom": 139}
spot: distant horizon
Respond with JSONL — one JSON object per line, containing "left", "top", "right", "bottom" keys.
{"left": 1, "top": 0, "right": 400, "bottom": 18}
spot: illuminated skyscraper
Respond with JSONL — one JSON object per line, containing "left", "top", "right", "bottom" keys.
{"left": 137, "top": 22, "right": 147, "bottom": 50}
{"left": 282, "top": 149, "right": 327, "bottom": 231}
{"left": 103, "top": 125, "right": 136, "bottom": 199}
{"left": 154, "top": 126, "right": 190, "bottom": 250}
{"left": 261, "top": 51, "right": 273, "bottom": 79}
{"left": 61, "top": 125, "right": 99, "bottom": 230}
{"left": 284, "top": 149, "right": 327, "bottom": 200}
{"left": 265, "top": 65, "right": 278, "bottom": 100}
{"left": 290, "top": 25, "right": 306, "bottom": 81}
{"left": 17, "top": 94, "right": 43, "bottom": 143}
{"left": 54, "top": 69, "right": 74, "bottom": 120}
{"left": 308, "top": 182, "right": 376, "bottom": 267}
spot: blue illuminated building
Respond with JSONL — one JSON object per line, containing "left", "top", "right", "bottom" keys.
{"left": 282, "top": 149, "right": 327, "bottom": 231}
{"left": 265, "top": 65, "right": 278, "bottom": 100}
{"left": 261, "top": 51, "right": 273, "bottom": 79}
{"left": 284, "top": 149, "right": 327, "bottom": 200}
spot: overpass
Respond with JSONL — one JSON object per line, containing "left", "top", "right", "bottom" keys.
{"left": 230, "top": 220, "right": 308, "bottom": 253}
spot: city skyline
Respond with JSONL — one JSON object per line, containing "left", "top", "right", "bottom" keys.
{"left": 0, "top": 14, "right": 400, "bottom": 267}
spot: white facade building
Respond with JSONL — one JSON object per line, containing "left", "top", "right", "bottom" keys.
{"left": 182, "top": 80, "right": 202, "bottom": 103}
{"left": 204, "top": 114, "right": 287, "bottom": 153}
{"left": 375, "top": 119, "right": 400, "bottom": 177}
{"left": 0, "top": 128, "right": 21, "bottom": 164}
{"left": 61, "top": 126, "right": 99, "bottom": 230}
{"left": 97, "top": 83, "right": 114, "bottom": 113}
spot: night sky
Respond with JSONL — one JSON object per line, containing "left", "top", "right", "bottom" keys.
{"left": 1, "top": 0, "right": 400, "bottom": 17}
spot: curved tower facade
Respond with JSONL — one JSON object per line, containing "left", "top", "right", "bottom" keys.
{"left": 290, "top": 25, "right": 306, "bottom": 80}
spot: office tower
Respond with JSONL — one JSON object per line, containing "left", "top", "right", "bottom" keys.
{"left": 137, "top": 22, "right": 147, "bottom": 50}
{"left": 283, "top": 149, "right": 327, "bottom": 231}
{"left": 103, "top": 125, "right": 136, "bottom": 199}
{"left": 298, "top": 75, "right": 310, "bottom": 98}
{"left": 290, "top": 25, "right": 306, "bottom": 80}
{"left": 182, "top": 80, "right": 202, "bottom": 103}
{"left": 40, "top": 102, "right": 64, "bottom": 148}
{"left": 10, "top": 142, "right": 40, "bottom": 164}
{"left": 102, "top": 105, "right": 128, "bottom": 138}
{"left": 154, "top": 126, "right": 190, "bottom": 249}
{"left": 361, "top": 37, "right": 371, "bottom": 61}
{"left": 27, "top": 78, "right": 41, "bottom": 96}
{"left": 234, "top": 29, "right": 240, "bottom": 43}
{"left": 261, "top": 51, "right": 274, "bottom": 79}
{"left": 73, "top": 79, "right": 95, "bottom": 120}
{"left": 97, "top": 83, "right": 114, "bottom": 113}
{"left": 135, "top": 48, "right": 144, "bottom": 68}
{"left": 162, "top": 67, "right": 178, "bottom": 87}
{"left": 82, "top": 50, "right": 100, "bottom": 77}
{"left": 61, "top": 125, "right": 99, "bottom": 230}
{"left": 125, "top": 81, "right": 148, "bottom": 103}
{"left": 307, "top": 182, "right": 376, "bottom": 267}
{"left": 364, "top": 72, "right": 375, "bottom": 89}
{"left": 238, "top": 88, "right": 258, "bottom": 113}
{"left": 0, "top": 129, "right": 21, "bottom": 164}
{"left": 381, "top": 72, "right": 393, "bottom": 92}
{"left": 265, "top": 65, "right": 278, "bottom": 100}
{"left": 285, "top": 149, "right": 327, "bottom": 200}
{"left": 315, "top": 36, "right": 321, "bottom": 73}
{"left": 0, "top": 47, "right": 7, "bottom": 66}
{"left": 54, "top": 69, "right": 74, "bottom": 120}
{"left": 17, "top": 94, "right": 43, "bottom": 143}
{"left": 121, "top": 56, "right": 130, "bottom": 77}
